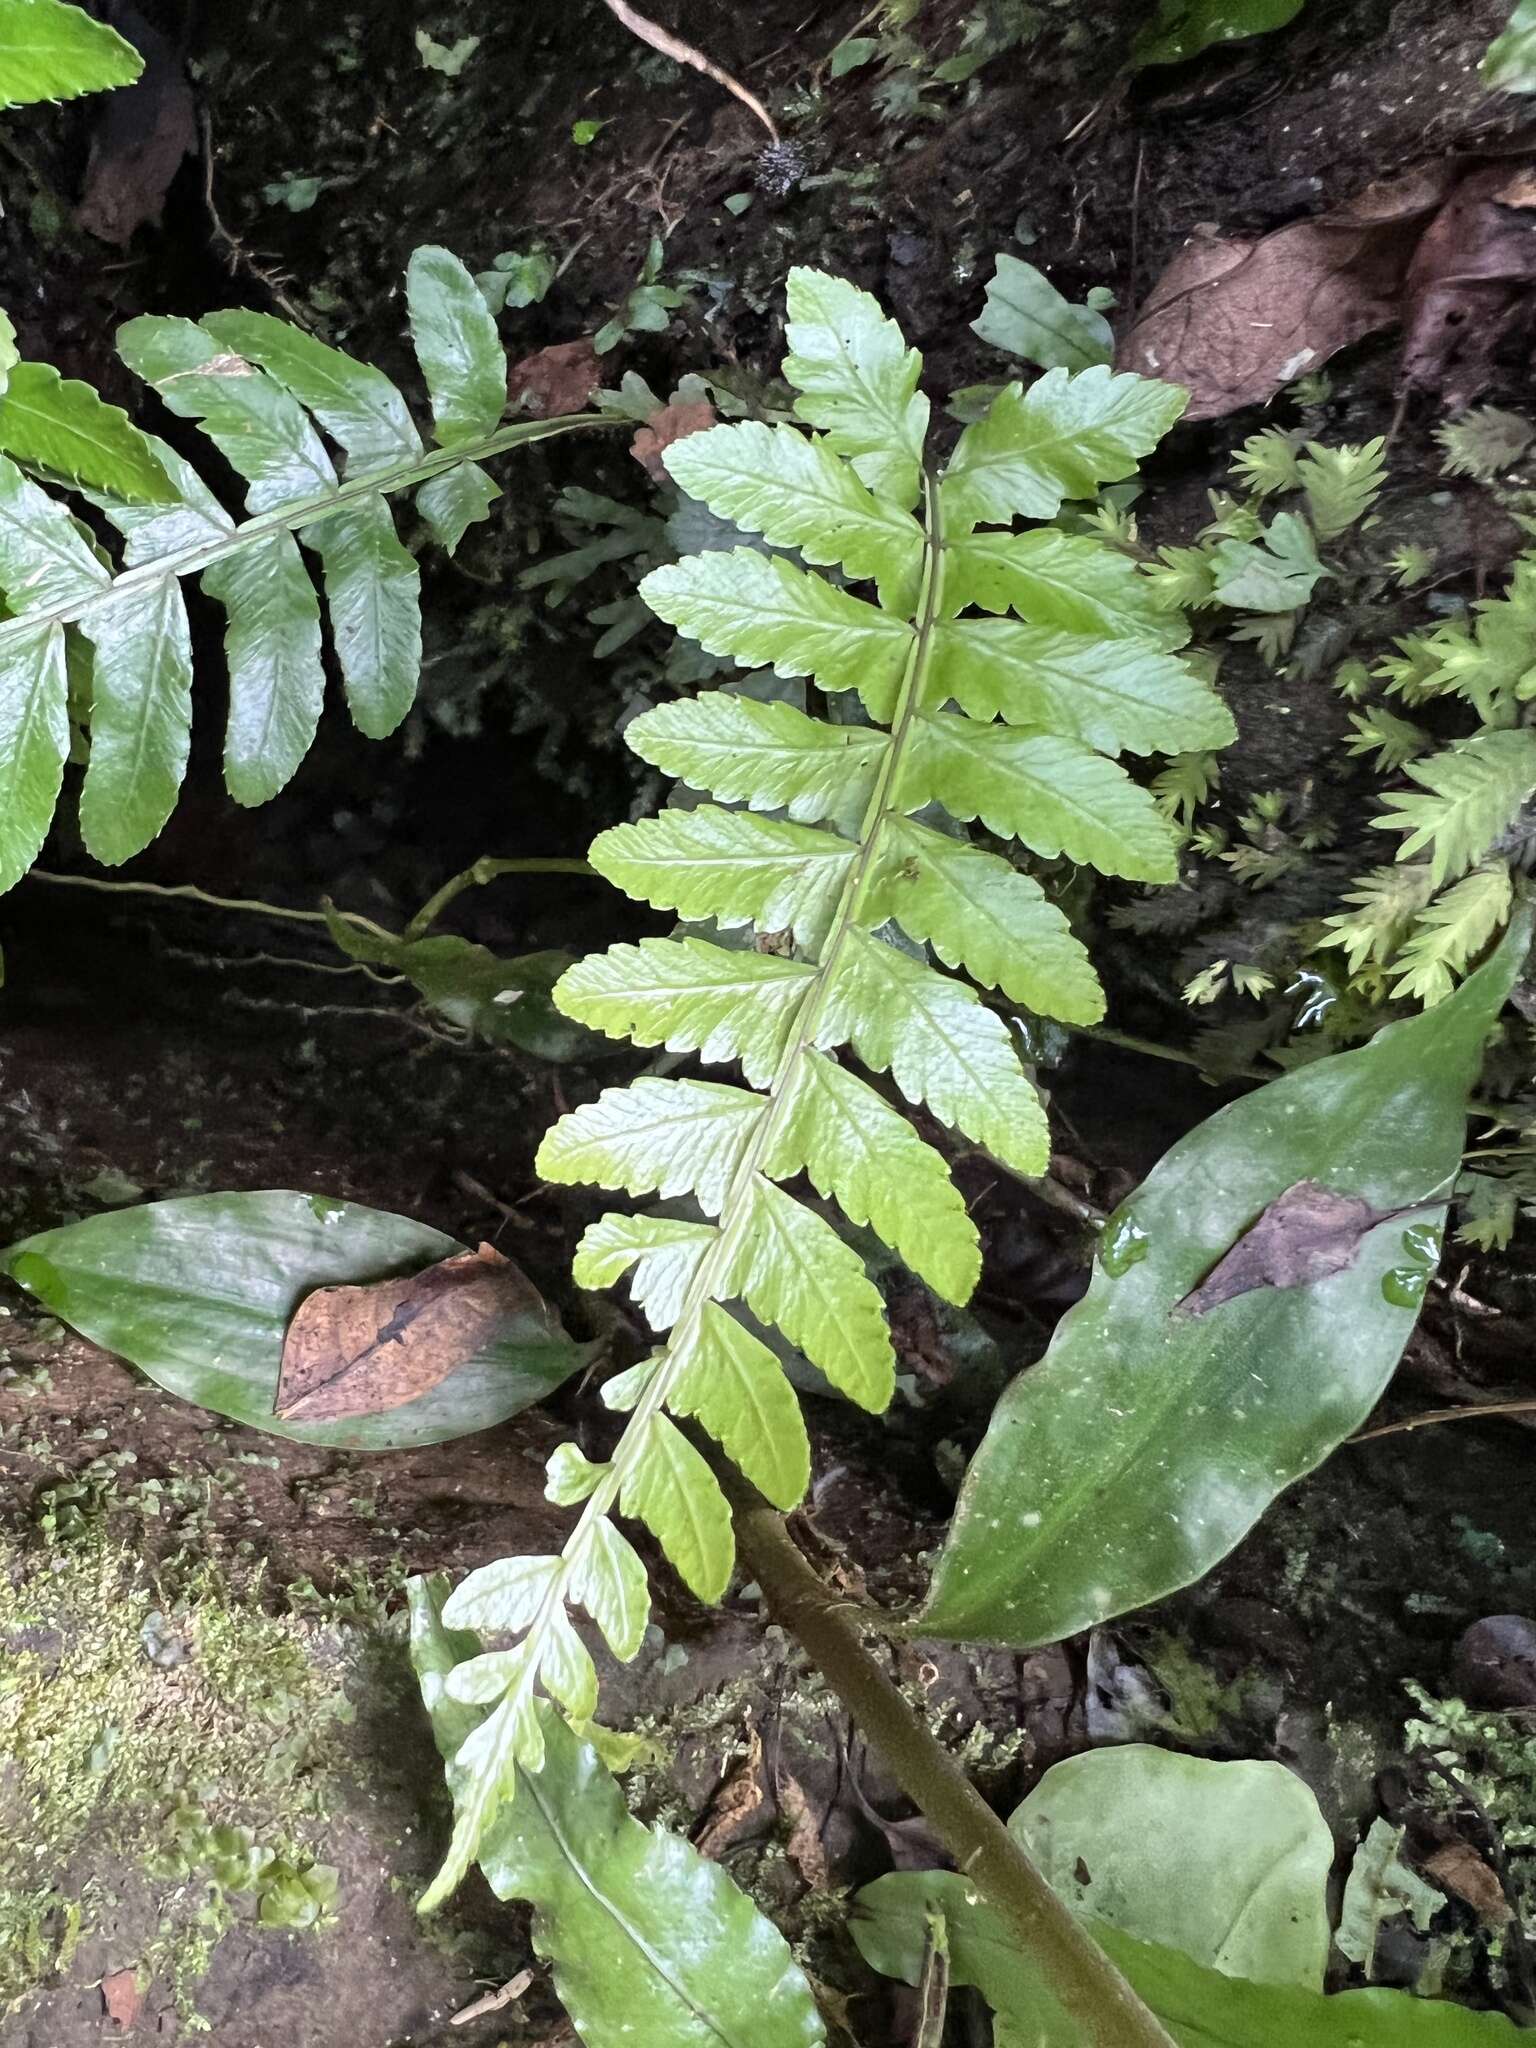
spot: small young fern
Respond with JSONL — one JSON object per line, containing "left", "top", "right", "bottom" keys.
{"left": 418, "top": 268, "right": 1234, "bottom": 1908}
{"left": 0, "top": 247, "right": 602, "bottom": 894}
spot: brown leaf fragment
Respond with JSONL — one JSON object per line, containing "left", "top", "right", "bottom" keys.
{"left": 101, "top": 1968, "right": 142, "bottom": 2030}
{"left": 275, "top": 1242, "right": 543, "bottom": 1423}
{"left": 779, "top": 1772, "right": 831, "bottom": 1891}
{"left": 630, "top": 399, "right": 717, "bottom": 479}
{"left": 75, "top": 4, "right": 196, "bottom": 246}
{"left": 1402, "top": 165, "right": 1536, "bottom": 410}
{"left": 1176, "top": 1180, "right": 1411, "bottom": 1317}
{"left": 692, "top": 1726, "right": 767, "bottom": 1858}
{"left": 1422, "top": 1842, "right": 1512, "bottom": 1926}
{"left": 506, "top": 338, "right": 600, "bottom": 419}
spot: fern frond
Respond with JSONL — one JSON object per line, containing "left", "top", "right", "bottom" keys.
{"left": 1229, "top": 427, "right": 1303, "bottom": 498}
{"left": 1344, "top": 706, "right": 1429, "bottom": 772}
{"left": 417, "top": 268, "right": 1233, "bottom": 1908}
{"left": 1295, "top": 437, "right": 1385, "bottom": 538}
{"left": 1388, "top": 864, "right": 1515, "bottom": 1005}
{"left": 1151, "top": 750, "right": 1220, "bottom": 823}
{"left": 1371, "top": 729, "right": 1536, "bottom": 885}
{"left": 1436, "top": 407, "right": 1534, "bottom": 480}
{"left": 0, "top": 247, "right": 605, "bottom": 894}
{"left": 1318, "top": 864, "right": 1439, "bottom": 973}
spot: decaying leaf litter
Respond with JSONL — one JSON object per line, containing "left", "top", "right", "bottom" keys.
{"left": 2, "top": 0, "right": 1536, "bottom": 2043}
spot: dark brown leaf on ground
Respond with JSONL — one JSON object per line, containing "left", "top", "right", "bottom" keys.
{"left": 506, "top": 337, "right": 601, "bottom": 418}
{"left": 1176, "top": 1179, "right": 1405, "bottom": 1316}
{"left": 1118, "top": 162, "right": 1536, "bottom": 416}
{"left": 275, "top": 1241, "right": 543, "bottom": 1423}
{"left": 1402, "top": 165, "right": 1536, "bottom": 410}
{"left": 75, "top": 3, "right": 196, "bottom": 246}
{"left": 1422, "top": 1841, "right": 1512, "bottom": 1926}
{"left": 692, "top": 1727, "right": 767, "bottom": 1858}
{"left": 631, "top": 398, "right": 717, "bottom": 478}
{"left": 101, "top": 1968, "right": 142, "bottom": 2030}
{"left": 779, "top": 1773, "right": 832, "bottom": 1890}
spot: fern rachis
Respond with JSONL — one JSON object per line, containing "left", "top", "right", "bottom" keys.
{"left": 418, "top": 268, "right": 1234, "bottom": 1907}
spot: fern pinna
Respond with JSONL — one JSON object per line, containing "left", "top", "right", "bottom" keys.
{"left": 419, "top": 268, "right": 1234, "bottom": 1905}
{"left": 0, "top": 248, "right": 595, "bottom": 893}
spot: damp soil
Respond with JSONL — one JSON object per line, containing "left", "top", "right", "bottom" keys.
{"left": 2, "top": 0, "right": 1536, "bottom": 2041}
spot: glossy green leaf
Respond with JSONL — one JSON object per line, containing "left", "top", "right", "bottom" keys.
{"left": 783, "top": 265, "right": 928, "bottom": 507}
{"left": 0, "top": 360, "right": 173, "bottom": 500}
{"left": 641, "top": 547, "right": 912, "bottom": 718}
{"left": 867, "top": 814, "right": 1105, "bottom": 1024}
{"left": 972, "top": 254, "right": 1114, "bottom": 372}
{"left": 556, "top": 937, "right": 815, "bottom": 1086}
{"left": 942, "top": 371, "right": 1187, "bottom": 531}
{"left": 410, "top": 1580, "right": 825, "bottom": 2046}
{"left": 620, "top": 1412, "right": 734, "bottom": 1601}
{"left": 305, "top": 496, "right": 421, "bottom": 738}
{"left": 202, "top": 530, "right": 325, "bottom": 806}
{"left": 0, "top": 618, "right": 68, "bottom": 892}
{"left": 946, "top": 528, "right": 1186, "bottom": 646}
{"left": 576, "top": 1212, "right": 717, "bottom": 1331}
{"left": 537, "top": 1077, "right": 765, "bottom": 1214}
{"left": 1132, "top": 0, "right": 1307, "bottom": 71}
{"left": 669, "top": 1302, "right": 810, "bottom": 1509}
{"left": 1012, "top": 1747, "right": 1333, "bottom": 1986}
{"left": 200, "top": 310, "right": 424, "bottom": 471}
{"left": 588, "top": 805, "right": 856, "bottom": 948}
{"left": 625, "top": 689, "right": 889, "bottom": 825}
{"left": 406, "top": 245, "right": 507, "bottom": 447}
{"left": 663, "top": 418, "right": 923, "bottom": 609}
{"left": 0, "top": 0, "right": 143, "bottom": 108}
{"left": 852, "top": 1871, "right": 1521, "bottom": 2047}
{"left": 919, "top": 914, "right": 1531, "bottom": 1647}
{"left": 78, "top": 575, "right": 193, "bottom": 865}
{"left": 900, "top": 714, "right": 1179, "bottom": 880}
{"left": 415, "top": 461, "right": 500, "bottom": 553}
{"left": 0, "top": 447, "right": 109, "bottom": 608}
{"left": 0, "top": 1192, "right": 586, "bottom": 1450}
{"left": 932, "top": 619, "right": 1235, "bottom": 755}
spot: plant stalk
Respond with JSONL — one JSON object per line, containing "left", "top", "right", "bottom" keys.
{"left": 728, "top": 1486, "right": 1179, "bottom": 2048}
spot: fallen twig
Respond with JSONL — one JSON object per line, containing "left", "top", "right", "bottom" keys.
{"left": 600, "top": 0, "right": 779, "bottom": 141}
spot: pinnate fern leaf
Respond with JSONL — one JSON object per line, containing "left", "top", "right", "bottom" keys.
{"left": 1371, "top": 728, "right": 1536, "bottom": 886}
{"left": 418, "top": 269, "right": 1232, "bottom": 1908}
{"left": 0, "top": 247, "right": 602, "bottom": 894}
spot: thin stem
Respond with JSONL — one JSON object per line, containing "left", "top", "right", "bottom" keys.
{"left": 26, "top": 868, "right": 396, "bottom": 940}
{"left": 729, "top": 1487, "right": 1177, "bottom": 2048}
{"left": 1352, "top": 1397, "right": 1536, "bottom": 1444}
{"left": 404, "top": 855, "right": 597, "bottom": 940}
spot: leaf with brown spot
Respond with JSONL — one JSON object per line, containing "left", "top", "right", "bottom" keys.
{"left": 275, "top": 1241, "right": 547, "bottom": 1423}
{"left": 507, "top": 338, "right": 601, "bottom": 418}
{"left": 1176, "top": 1179, "right": 1417, "bottom": 1317}
{"left": 101, "top": 1969, "right": 142, "bottom": 2030}
{"left": 631, "top": 398, "right": 717, "bottom": 479}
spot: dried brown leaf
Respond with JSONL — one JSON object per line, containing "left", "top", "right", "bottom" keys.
{"left": 779, "top": 1772, "right": 831, "bottom": 1891}
{"left": 274, "top": 1241, "right": 544, "bottom": 1424}
{"left": 507, "top": 338, "right": 600, "bottom": 419}
{"left": 1422, "top": 1842, "right": 1512, "bottom": 1926}
{"left": 1176, "top": 1180, "right": 1412, "bottom": 1317}
{"left": 75, "top": 7, "right": 196, "bottom": 246}
{"left": 630, "top": 399, "right": 717, "bottom": 479}
{"left": 1402, "top": 165, "right": 1536, "bottom": 408}
{"left": 693, "top": 1726, "right": 767, "bottom": 1859}
{"left": 101, "top": 1969, "right": 142, "bottom": 2030}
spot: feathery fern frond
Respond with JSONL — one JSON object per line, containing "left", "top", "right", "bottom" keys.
{"left": 0, "top": 247, "right": 604, "bottom": 894}
{"left": 416, "top": 267, "right": 1234, "bottom": 1909}
{"left": 1371, "top": 729, "right": 1536, "bottom": 886}
{"left": 1388, "top": 863, "right": 1515, "bottom": 1005}
{"left": 1343, "top": 705, "right": 1429, "bottom": 773}
{"left": 1295, "top": 437, "right": 1385, "bottom": 538}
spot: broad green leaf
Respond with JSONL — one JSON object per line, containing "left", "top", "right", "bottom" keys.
{"left": 900, "top": 713, "right": 1179, "bottom": 881}
{"left": 91, "top": 432, "right": 233, "bottom": 564}
{"left": 574, "top": 1212, "right": 718, "bottom": 1330}
{"left": 201, "top": 310, "right": 424, "bottom": 471}
{"left": 0, "top": 619, "right": 68, "bottom": 892}
{"left": 406, "top": 245, "right": 507, "bottom": 447}
{"left": 620, "top": 1412, "right": 734, "bottom": 1601}
{"left": 819, "top": 927, "right": 1049, "bottom": 1176}
{"left": 1210, "top": 512, "right": 1323, "bottom": 612}
{"left": 942, "top": 371, "right": 1187, "bottom": 532}
{"left": 304, "top": 495, "right": 421, "bottom": 738}
{"left": 670, "top": 1302, "right": 810, "bottom": 1508}
{"left": 415, "top": 461, "right": 500, "bottom": 553}
{"left": 0, "top": 447, "right": 109, "bottom": 609}
{"left": 443, "top": 1554, "right": 562, "bottom": 1634}
{"left": 783, "top": 265, "right": 929, "bottom": 507}
{"left": 946, "top": 528, "right": 1186, "bottom": 647}
{"left": 869, "top": 815, "right": 1105, "bottom": 1024}
{"left": 932, "top": 618, "right": 1234, "bottom": 756}
{"left": 116, "top": 316, "right": 338, "bottom": 514}
{"left": 625, "top": 689, "right": 889, "bottom": 825}
{"left": 0, "top": 1192, "right": 585, "bottom": 1451}
{"left": 0, "top": 0, "right": 142, "bottom": 108}
{"left": 555, "top": 936, "right": 815, "bottom": 1085}
{"left": 641, "top": 548, "right": 912, "bottom": 720}
{"left": 78, "top": 575, "right": 192, "bottom": 865}
{"left": 411, "top": 1583, "right": 824, "bottom": 2047}
{"left": 663, "top": 419, "right": 923, "bottom": 610}
{"left": 0, "top": 308, "right": 16, "bottom": 391}
{"left": 971, "top": 254, "right": 1114, "bottom": 372}
{"left": 202, "top": 530, "right": 325, "bottom": 806}
{"left": 1485, "top": 0, "right": 1536, "bottom": 91}
{"left": 852, "top": 1871, "right": 1520, "bottom": 2048}
{"left": 0, "top": 360, "right": 173, "bottom": 500}
{"left": 536, "top": 1076, "right": 764, "bottom": 1215}
{"left": 1012, "top": 1748, "right": 1333, "bottom": 1987}
{"left": 919, "top": 913, "right": 1531, "bottom": 1647}
{"left": 764, "top": 1050, "right": 981, "bottom": 1305}
{"left": 569, "top": 1517, "right": 650, "bottom": 1660}
{"left": 1132, "top": 0, "right": 1307, "bottom": 71}
{"left": 724, "top": 1176, "right": 894, "bottom": 1410}
{"left": 587, "top": 805, "right": 856, "bottom": 948}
